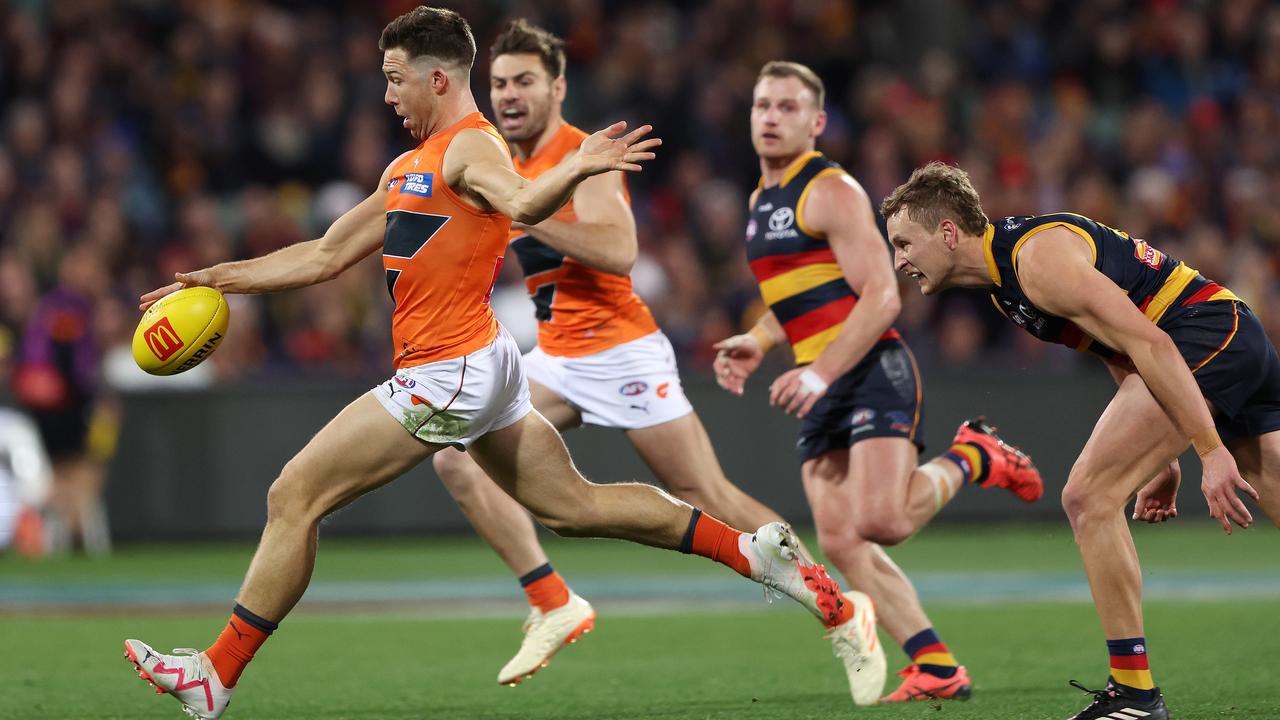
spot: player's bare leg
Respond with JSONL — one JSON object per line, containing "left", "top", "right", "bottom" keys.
{"left": 125, "top": 393, "right": 442, "bottom": 718}
{"left": 434, "top": 382, "right": 593, "bottom": 686}
{"left": 846, "top": 437, "right": 968, "bottom": 547}
{"left": 1227, "top": 430, "right": 1280, "bottom": 526}
{"left": 805, "top": 439, "right": 972, "bottom": 702}
{"left": 1060, "top": 373, "right": 1189, "bottom": 718}
{"left": 437, "top": 446, "right": 551, "bottom": 575}
{"left": 434, "top": 382, "right": 580, "bottom": 577}
{"left": 1063, "top": 375, "right": 1188, "bottom": 640}
{"left": 626, "top": 411, "right": 786, "bottom": 530}
{"left": 470, "top": 410, "right": 702, "bottom": 546}
{"left": 468, "top": 410, "right": 852, "bottom": 622}
{"left": 238, "top": 394, "right": 441, "bottom": 617}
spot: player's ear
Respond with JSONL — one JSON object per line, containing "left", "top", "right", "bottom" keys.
{"left": 940, "top": 218, "right": 959, "bottom": 251}
{"left": 812, "top": 109, "right": 827, "bottom": 139}
{"left": 432, "top": 67, "right": 451, "bottom": 95}
{"left": 552, "top": 75, "right": 566, "bottom": 103}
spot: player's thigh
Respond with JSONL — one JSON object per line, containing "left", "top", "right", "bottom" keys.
{"left": 468, "top": 410, "right": 590, "bottom": 515}
{"left": 275, "top": 392, "right": 442, "bottom": 517}
{"left": 528, "top": 378, "right": 582, "bottom": 432}
{"left": 801, "top": 450, "right": 855, "bottom": 532}
{"left": 625, "top": 411, "right": 728, "bottom": 495}
{"left": 846, "top": 436, "right": 919, "bottom": 521}
{"left": 1068, "top": 373, "right": 1190, "bottom": 509}
{"left": 1228, "top": 430, "right": 1280, "bottom": 526}
{"left": 433, "top": 377, "right": 575, "bottom": 493}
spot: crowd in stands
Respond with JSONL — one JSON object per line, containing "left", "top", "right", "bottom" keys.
{"left": 2, "top": 0, "right": 1279, "bottom": 394}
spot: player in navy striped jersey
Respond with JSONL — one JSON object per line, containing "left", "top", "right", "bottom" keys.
{"left": 714, "top": 62, "right": 1045, "bottom": 703}
{"left": 884, "top": 161, "right": 1280, "bottom": 720}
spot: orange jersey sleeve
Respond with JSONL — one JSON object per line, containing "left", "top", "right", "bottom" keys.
{"left": 383, "top": 112, "right": 512, "bottom": 368}
{"left": 509, "top": 123, "right": 658, "bottom": 357}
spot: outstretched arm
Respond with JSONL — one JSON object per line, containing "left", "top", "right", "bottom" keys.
{"left": 446, "top": 121, "right": 659, "bottom": 226}
{"left": 1016, "top": 227, "right": 1257, "bottom": 532}
{"left": 513, "top": 169, "right": 636, "bottom": 275}
{"left": 140, "top": 162, "right": 395, "bottom": 309}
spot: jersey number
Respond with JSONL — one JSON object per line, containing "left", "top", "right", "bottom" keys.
{"left": 511, "top": 235, "right": 566, "bottom": 321}
{"left": 384, "top": 211, "right": 449, "bottom": 305}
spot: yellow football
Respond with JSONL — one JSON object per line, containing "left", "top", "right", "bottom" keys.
{"left": 131, "top": 286, "right": 230, "bottom": 376}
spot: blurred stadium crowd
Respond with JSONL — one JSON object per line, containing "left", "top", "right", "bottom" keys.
{"left": 2, "top": 0, "right": 1280, "bottom": 538}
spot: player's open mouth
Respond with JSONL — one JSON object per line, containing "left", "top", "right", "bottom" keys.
{"left": 500, "top": 108, "right": 527, "bottom": 125}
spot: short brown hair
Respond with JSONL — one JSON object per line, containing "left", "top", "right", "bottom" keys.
{"left": 379, "top": 6, "right": 476, "bottom": 70}
{"left": 758, "top": 61, "right": 825, "bottom": 110}
{"left": 490, "top": 19, "right": 565, "bottom": 79}
{"left": 880, "top": 162, "right": 989, "bottom": 236}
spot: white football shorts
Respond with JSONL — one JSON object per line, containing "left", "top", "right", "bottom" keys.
{"left": 523, "top": 330, "right": 694, "bottom": 430}
{"left": 372, "top": 326, "right": 532, "bottom": 448}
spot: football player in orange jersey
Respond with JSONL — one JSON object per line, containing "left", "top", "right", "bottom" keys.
{"left": 714, "top": 62, "right": 1045, "bottom": 703}
{"left": 427, "top": 20, "right": 883, "bottom": 696}
{"left": 118, "top": 9, "right": 855, "bottom": 719}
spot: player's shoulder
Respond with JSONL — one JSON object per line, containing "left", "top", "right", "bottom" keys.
{"left": 447, "top": 127, "right": 514, "bottom": 168}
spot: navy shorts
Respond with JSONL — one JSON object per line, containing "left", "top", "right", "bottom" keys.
{"left": 1162, "top": 300, "right": 1280, "bottom": 441}
{"left": 797, "top": 337, "right": 925, "bottom": 463}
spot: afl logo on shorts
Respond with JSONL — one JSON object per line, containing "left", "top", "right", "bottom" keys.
{"left": 619, "top": 381, "right": 649, "bottom": 396}
{"left": 394, "top": 374, "right": 417, "bottom": 389}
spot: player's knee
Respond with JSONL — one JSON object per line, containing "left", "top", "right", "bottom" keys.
{"left": 1061, "top": 469, "right": 1118, "bottom": 530}
{"left": 817, "top": 530, "right": 872, "bottom": 569}
{"left": 534, "top": 481, "right": 608, "bottom": 537}
{"left": 433, "top": 452, "right": 482, "bottom": 499}
{"left": 265, "top": 463, "right": 316, "bottom": 524}
{"left": 535, "top": 511, "right": 590, "bottom": 538}
{"left": 854, "top": 514, "right": 913, "bottom": 546}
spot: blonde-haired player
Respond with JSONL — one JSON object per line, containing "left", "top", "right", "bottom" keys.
{"left": 715, "top": 61, "right": 1044, "bottom": 703}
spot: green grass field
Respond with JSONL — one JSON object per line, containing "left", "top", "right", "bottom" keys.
{"left": 2, "top": 522, "right": 1277, "bottom": 719}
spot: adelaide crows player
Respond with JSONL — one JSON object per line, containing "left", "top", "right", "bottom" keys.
{"left": 884, "top": 161, "right": 1279, "bottom": 719}
{"left": 714, "top": 63, "right": 1045, "bottom": 703}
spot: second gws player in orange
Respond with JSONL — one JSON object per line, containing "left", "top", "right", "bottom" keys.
{"left": 430, "top": 19, "right": 884, "bottom": 699}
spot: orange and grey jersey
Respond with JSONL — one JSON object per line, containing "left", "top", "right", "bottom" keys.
{"left": 985, "top": 213, "right": 1239, "bottom": 356}
{"left": 745, "top": 151, "right": 899, "bottom": 365}
{"left": 383, "top": 112, "right": 512, "bottom": 368}
{"left": 509, "top": 122, "right": 658, "bottom": 357}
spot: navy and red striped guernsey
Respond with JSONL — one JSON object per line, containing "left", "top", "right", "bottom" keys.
{"left": 745, "top": 152, "right": 900, "bottom": 365}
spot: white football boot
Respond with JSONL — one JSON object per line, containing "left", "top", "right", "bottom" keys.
{"left": 744, "top": 522, "right": 849, "bottom": 628}
{"left": 827, "top": 590, "right": 887, "bottom": 705}
{"left": 124, "top": 640, "right": 233, "bottom": 719}
{"left": 497, "top": 591, "right": 596, "bottom": 686}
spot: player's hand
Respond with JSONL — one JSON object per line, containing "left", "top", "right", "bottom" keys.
{"left": 1199, "top": 446, "right": 1258, "bottom": 534}
{"left": 576, "top": 122, "right": 661, "bottom": 176}
{"left": 712, "top": 334, "right": 764, "bottom": 395}
{"left": 1132, "top": 460, "right": 1180, "bottom": 523}
{"left": 139, "top": 269, "right": 218, "bottom": 311}
{"left": 768, "top": 367, "right": 831, "bottom": 418}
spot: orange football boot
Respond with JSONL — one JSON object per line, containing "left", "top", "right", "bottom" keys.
{"left": 953, "top": 417, "right": 1043, "bottom": 503}
{"left": 881, "top": 664, "right": 972, "bottom": 702}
